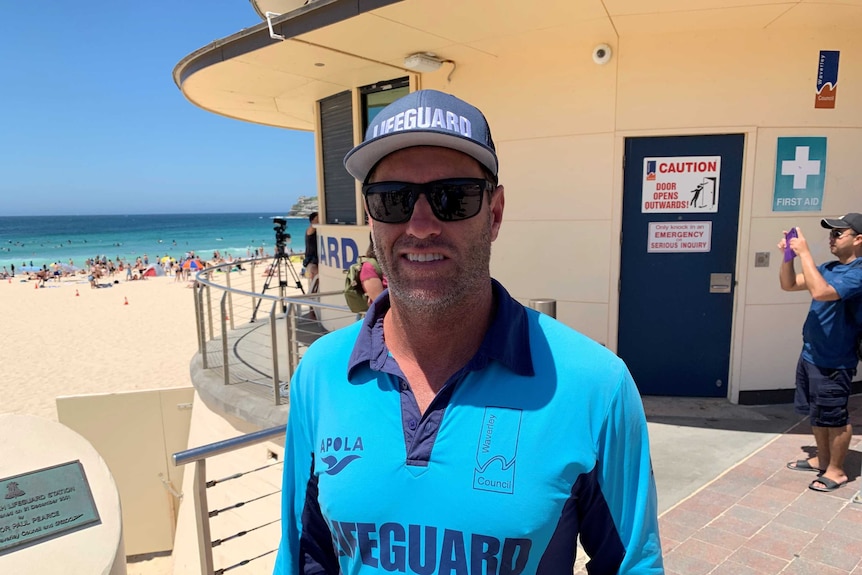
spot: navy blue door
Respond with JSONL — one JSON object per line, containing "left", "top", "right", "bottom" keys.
{"left": 618, "top": 135, "right": 744, "bottom": 396}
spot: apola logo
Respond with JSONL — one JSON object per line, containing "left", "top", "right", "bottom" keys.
{"left": 319, "top": 436, "right": 364, "bottom": 475}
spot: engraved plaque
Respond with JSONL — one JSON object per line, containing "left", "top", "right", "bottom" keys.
{"left": 0, "top": 460, "right": 101, "bottom": 555}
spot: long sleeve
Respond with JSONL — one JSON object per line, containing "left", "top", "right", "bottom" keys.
{"left": 585, "top": 369, "right": 664, "bottom": 574}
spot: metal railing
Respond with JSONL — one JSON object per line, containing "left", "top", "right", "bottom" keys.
{"left": 177, "top": 257, "right": 360, "bottom": 574}
{"left": 174, "top": 425, "right": 287, "bottom": 575}
{"left": 179, "top": 269, "right": 561, "bottom": 574}
{"left": 192, "top": 256, "right": 360, "bottom": 405}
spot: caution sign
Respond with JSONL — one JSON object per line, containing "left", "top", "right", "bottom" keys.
{"left": 647, "top": 221, "right": 712, "bottom": 253}
{"left": 642, "top": 156, "right": 721, "bottom": 213}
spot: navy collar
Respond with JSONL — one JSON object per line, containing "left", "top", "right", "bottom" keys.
{"left": 347, "top": 279, "right": 534, "bottom": 379}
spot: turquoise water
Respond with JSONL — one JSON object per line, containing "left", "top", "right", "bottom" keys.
{"left": 0, "top": 213, "right": 309, "bottom": 272}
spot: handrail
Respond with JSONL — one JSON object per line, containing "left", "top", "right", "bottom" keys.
{"left": 174, "top": 425, "right": 286, "bottom": 467}
{"left": 174, "top": 424, "right": 287, "bottom": 575}
{"left": 192, "top": 259, "right": 348, "bottom": 312}
{"left": 189, "top": 256, "right": 361, "bottom": 411}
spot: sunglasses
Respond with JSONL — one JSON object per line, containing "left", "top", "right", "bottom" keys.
{"left": 362, "top": 178, "right": 495, "bottom": 224}
{"left": 829, "top": 229, "right": 855, "bottom": 239}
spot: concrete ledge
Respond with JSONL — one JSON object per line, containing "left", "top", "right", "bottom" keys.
{"left": 189, "top": 355, "right": 288, "bottom": 430}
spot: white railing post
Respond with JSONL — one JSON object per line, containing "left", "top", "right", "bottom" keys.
{"left": 205, "top": 284, "right": 214, "bottom": 341}
{"left": 197, "top": 283, "right": 208, "bottom": 369}
{"left": 193, "top": 459, "right": 215, "bottom": 575}
{"left": 270, "top": 301, "right": 280, "bottom": 406}
{"left": 220, "top": 293, "right": 230, "bottom": 386}
{"left": 225, "top": 266, "right": 236, "bottom": 330}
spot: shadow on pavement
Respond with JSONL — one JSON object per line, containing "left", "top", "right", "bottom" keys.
{"left": 642, "top": 395, "right": 800, "bottom": 434}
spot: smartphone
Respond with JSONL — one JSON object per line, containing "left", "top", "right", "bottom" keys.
{"left": 784, "top": 228, "right": 797, "bottom": 262}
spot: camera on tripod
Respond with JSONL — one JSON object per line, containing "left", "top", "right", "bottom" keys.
{"left": 271, "top": 216, "right": 291, "bottom": 256}
{"left": 251, "top": 216, "right": 305, "bottom": 322}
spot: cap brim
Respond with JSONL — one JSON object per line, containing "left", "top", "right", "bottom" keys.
{"left": 821, "top": 218, "right": 850, "bottom": 229}
{"left": 344, "top": 130, "right": 498, "bottom": 182}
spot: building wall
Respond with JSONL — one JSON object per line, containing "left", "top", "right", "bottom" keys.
{"left": 313, "top": 24, "right": 861, "bottom": 399}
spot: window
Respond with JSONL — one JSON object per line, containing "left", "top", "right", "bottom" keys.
{"left": 319, "top": 91, "right": 355, "bottom": 224}
{"left": 361, "top": 77, "right": 410, "bottom": 134}
{"left": 317, "top": 78, "right": 409, "bottom": 225}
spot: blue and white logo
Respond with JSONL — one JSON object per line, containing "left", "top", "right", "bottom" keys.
{"left": 773, "top": 137, "right": 827, "bottom": 212}
{"left": 319, "top": 436, "right": 363, "bottom": 475}
{"left": 473, "top": 407, "right": 522, "bottom": 494}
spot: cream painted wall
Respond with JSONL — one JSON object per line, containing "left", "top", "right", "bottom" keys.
{"left": 741, "top": 127, "right": 862, "bottom": 391}
{"left": 56, "top": 387, "right": 194, "bottom": 556}
{"left": 617, "top": 29, "right": 862, "bottom": 130}
{"left": 311, "top": 20, "right": 861, "bottom": 398}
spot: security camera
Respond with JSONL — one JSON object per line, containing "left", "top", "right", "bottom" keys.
{"left": 592, "top": 44, "right": 612, "bottom": 65}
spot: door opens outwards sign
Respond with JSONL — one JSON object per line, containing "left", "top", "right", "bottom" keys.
{"left": 642, "top": 156, "right": 722, "bottom": 213}
{"left": 648, "top": 221, "right": 712, "bottom": 253}
{"left": 642, "top": 155, "right": 720, "bottom": 254}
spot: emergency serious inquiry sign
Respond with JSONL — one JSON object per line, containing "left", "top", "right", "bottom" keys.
{"left": 642, "top": 156, "right": 722, "bottom": 213}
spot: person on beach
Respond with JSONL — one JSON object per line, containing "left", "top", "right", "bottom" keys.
{"left": 274, "top": 90, "right": 663, "bottom": 574}
{"left": 780, "top": 214, "right": 862, "bottom": 492}
{"left": 359, "top": 236, "right": 385, "bottom": 306}
{"left": 303, "top": 211, "right": 319, "bottom": 293}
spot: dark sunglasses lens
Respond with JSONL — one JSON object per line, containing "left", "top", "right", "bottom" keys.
{"left": 429, "top": 180, "right": 485, "bottom": 221}
{"left": 364, "top": 184, "right": 414, "bottom": 223}
{"left": 363, "top": 179, "right": 490, "bottom": 223}
{"left": 830, "top": 229, "right": 842, "bottom": 239}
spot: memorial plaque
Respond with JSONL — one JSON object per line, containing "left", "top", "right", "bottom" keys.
{"left": 0, "top": 460, "right": 101, "bottom": 555}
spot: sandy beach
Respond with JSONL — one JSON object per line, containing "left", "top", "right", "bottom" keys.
{"left": 1, "top": 272, "right": 199, "bottom": 574}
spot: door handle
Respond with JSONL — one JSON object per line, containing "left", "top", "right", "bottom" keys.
{"left": 709, "top": 273, "right": 732, "bottom": 293}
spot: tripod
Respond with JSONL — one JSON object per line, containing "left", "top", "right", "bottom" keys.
{"left": 250, "top": 245, "right": 305, "bottom": 323}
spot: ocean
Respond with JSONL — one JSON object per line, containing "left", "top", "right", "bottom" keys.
{"left": 0, "top": 213, "right": 310, "bottom": 272}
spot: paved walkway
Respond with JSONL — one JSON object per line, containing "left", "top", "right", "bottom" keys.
{"left": 658, "top": 394, "right": 862, "bottom": 575}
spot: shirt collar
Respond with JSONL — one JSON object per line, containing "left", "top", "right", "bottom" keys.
{"left": 347, "top": 279, "right": 534, "bottom": 379}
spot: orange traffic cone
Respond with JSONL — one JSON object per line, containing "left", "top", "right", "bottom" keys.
{"left": 124, "top": 297, "right": 129, "bottom": 306}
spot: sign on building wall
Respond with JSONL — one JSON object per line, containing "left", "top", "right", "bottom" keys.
{"left": 647, "top": 221, "right": 712, "bottom": 253}
{"left": 642, "top": 156, "right": 721, "bottom": 213}
{"left": 815, "top": 50, "right": 840, "bottom": 109}
{"left": 772, "top": 137, "right": 827, "bottom": 212}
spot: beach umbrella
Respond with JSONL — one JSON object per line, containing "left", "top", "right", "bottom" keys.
{"left": 161, "top": 256, "right": 171, "bottom": 263}
{"left": 182, "top": 259, "right": 203, "bottom": 270}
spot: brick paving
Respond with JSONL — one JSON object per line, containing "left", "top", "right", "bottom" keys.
{"left": 659, "top": 395, "right": 862, "bottom": 575}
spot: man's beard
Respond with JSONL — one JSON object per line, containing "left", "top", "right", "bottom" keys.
{"left": 374, "top": 217, "right": 493, "bottom": 315}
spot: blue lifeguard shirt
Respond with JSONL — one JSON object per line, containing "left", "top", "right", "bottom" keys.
{"left": 274, "top": 280, "right": 663, "bottom": 575}
{"left": 801, "top": 259, "right": 862, "bottom": 369}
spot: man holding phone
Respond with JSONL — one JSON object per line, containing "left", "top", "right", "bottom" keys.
{"left": 779, "top": 214, "right": 862, "bottom": 492}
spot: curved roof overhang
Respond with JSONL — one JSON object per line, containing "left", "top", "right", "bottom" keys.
{"left": 174, "top": 0, "right": 410, "bottom": 132}
{"left": 174, "top": 0, "right": 862, "bottom": 132}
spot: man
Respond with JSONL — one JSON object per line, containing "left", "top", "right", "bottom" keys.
{"left": 304, "top": 211, "right": 320, "bottom": 293}
{"left": 274, "top": 90, "right": 663, "bottom": 574}
{"left": 780, "top": 213, "right": 862, "bottom": 492}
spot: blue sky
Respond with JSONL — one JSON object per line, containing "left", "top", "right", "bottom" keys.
{"left": 0, "top": 1, "right": 316, "bottom": 216}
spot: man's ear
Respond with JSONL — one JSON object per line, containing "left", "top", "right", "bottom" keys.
{"left": 489, "top": 184, "right": 505, "bottom": 242}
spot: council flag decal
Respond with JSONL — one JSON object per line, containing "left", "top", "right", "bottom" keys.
{"left": 815, "top": 50, "right": 839, "bottom": 109}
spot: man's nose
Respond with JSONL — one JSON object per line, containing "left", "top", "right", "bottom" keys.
{"left": 405, "top": 193, "right": 442, "bottom": 238}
